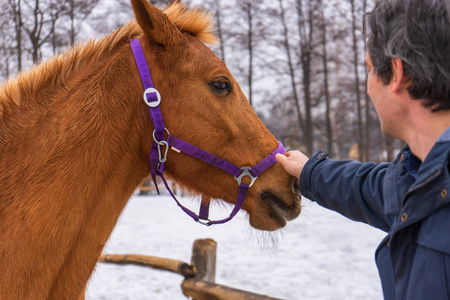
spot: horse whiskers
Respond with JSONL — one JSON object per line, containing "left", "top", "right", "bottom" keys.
{"left": 245, "top": 221, "right": 282, "bottom": 255}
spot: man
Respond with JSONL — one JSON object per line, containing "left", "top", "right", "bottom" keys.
{"left": 276, "top": 0, "right": 450, "bottom": 299}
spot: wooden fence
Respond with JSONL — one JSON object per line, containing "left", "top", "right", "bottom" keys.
{"left": 98, "top": 239, "right": 285, "bottom": 300}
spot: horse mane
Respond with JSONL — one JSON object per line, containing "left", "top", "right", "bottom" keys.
{"left": 0, "top": 2, "right": 217, "bottom": 147}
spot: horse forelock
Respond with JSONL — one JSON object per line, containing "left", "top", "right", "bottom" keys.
{"left": 164, "top": 2, "right": 219, "bottom": 45}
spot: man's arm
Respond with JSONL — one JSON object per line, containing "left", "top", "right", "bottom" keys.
{"left": 277, "top": 151, "right": 393, "bottom": 231}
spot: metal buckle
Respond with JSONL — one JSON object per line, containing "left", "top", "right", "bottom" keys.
{"left": 143, "top": 88, "right": 161, "bottom": 107}
{"left": 234, "top": 167, "right": 257, "bottom": 187}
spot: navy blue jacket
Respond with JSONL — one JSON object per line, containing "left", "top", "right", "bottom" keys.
{"left": 299, "top": 131, "right": 450, "bottom": 300}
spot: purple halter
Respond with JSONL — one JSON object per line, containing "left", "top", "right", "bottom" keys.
{"left": 131, "top": 38, "right": 285, "bottom": 225}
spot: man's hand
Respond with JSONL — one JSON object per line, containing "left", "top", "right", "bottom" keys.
{"left": 275, "top": 151, "right": 309, "bottom": 179}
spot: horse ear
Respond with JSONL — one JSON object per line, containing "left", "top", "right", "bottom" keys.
{"left": 131, "top": 0, "right": 183, "bottom": 48}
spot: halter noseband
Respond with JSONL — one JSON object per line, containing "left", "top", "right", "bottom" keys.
{"left": 131, "top": 38, "right": 285, "bottom": 225}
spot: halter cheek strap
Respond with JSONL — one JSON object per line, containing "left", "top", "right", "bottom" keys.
{"left": 131, "top": 39, "right": 165, "bottom": 192}
{"left": 131, "top": 38, "right": 285, "bottom": 225}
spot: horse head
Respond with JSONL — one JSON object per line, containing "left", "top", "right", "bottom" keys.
{"left": 131, "top": 0, "right": 301, "bottom": 231}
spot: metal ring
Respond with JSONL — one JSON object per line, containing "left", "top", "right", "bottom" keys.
{"left": 143, "top": 88, "right": 161, "bottom": 107}
{"left": 152, "top": 128, "right": 170, "bottom": 145}
{"left": 197, "top": 219, "right": 212, "bottom": 226}
{"left": 234, "top": 167, "right": 258, "bottom": 187}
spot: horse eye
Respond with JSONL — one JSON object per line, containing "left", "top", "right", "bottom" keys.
{"left": 214, "top": 81, "right": 228, "bottom": 90}
{"left": 211, "top": 80, "right": 232, "bottom": 94}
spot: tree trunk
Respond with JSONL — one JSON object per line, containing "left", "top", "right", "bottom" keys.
{"left": 320, "top": 1, "right": 333, "bottom": 156}
{"left": 9, "top": 0, "right": 23, "bottom": 72}
{"left": 214, "top": 0, "right": 226, "bottom": 63}
{"left": 278, "top": 0, "right": 305, "bottom": 139}
{"left": 362, "top": 0, "right": 371, "bottom": 161}
{"left": 350, "top": 0, "right": 364, "bottom": 161}
{"left": 31, "top": 0, "right": 40, "bottom": 64}
{"left": 246, "top": 0, "right": 254, "bottom": 107}
{"left": 296, "top": 0, "right": 314, "bottom": 156}
{"left": 70, "top": 0, "right": 75, "bottom": 45}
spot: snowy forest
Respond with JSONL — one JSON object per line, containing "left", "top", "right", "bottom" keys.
{"left": 0, "top": 0, "right": 402, "bottom": 162}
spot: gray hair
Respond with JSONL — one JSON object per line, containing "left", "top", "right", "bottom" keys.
{"left": 366, "top": 0, "right": 450, "bottom": 111}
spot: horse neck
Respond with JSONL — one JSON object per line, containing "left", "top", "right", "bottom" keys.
{"left": 0, "top": 41, "right": 151, "bottom": 299}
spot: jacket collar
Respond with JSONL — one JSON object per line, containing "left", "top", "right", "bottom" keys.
{"left": 413, "top": 130, "right": 450, "bottom": 189}
{"left": 398, "top": 126, "right": 450, "bottom": 188}
{"left": 436, "top": 126, "right": 450, "bottom": 143}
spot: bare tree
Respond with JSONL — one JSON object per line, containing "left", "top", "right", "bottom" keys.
{"left": 16, "top": 0, "right": 69, "bottom": 63}
{"left": 213, "top": 0, "right": 226, "bottom": 63}
{"left": 201, "top": 0, "right": 227, "bottom": 63}
{"left": 2, "top": 0, "right": 101, "bottom": 73}
{"left": 67, "top": 0, "right": 101, "bottom": 46}
{"left": 277, "top": 0, "right": 305, "bottom": 143}
{"left": 296, "top": 0, "right": 321, "bottom": 156}
{"left": 349, "top": 0, "right": 364, "bottom": 161}
{"left": 318, "top": 0, "right": 333, "bottom": 156}
{"left": 7, "top": 0, "right": 24, "bottom": 72}
{"left": 225, "top": 0, "right": 269, "bottom": 108}
{"left": 0, "top": 3, "right": 15, "bottom": 79}
{"left": 237, "top": 0, "right": 257, "bottom": 107}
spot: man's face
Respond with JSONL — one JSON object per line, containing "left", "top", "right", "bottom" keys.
{"left": 365, "top": 53, "right": 405, "bottom": 139}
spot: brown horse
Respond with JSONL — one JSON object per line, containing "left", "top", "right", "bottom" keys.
{"left": 0, "top": 0, "right": 301, "bottom": 298}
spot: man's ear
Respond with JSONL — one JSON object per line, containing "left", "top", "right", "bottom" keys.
{"left": 391, "top": 57, "right": 410, "bottom": 94}
{"left": 130, "top": 0, "right": 183, "bottom": 48}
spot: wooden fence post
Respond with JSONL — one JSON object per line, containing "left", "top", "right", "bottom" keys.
{"left": 184, "top": 239, "right": 216, "bottom": 300}
{"left": 181, "top": 239, "right": 285, "bottom": 300}
{"left": 191, "top": 238, "right": 217, "bottom": 283}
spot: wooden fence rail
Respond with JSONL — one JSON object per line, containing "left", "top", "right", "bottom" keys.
{"left": 98, "top": 238, "right": 285, "bottom": 300}
{"left": 99, "top": 254, "right": 195, "bottom": 278}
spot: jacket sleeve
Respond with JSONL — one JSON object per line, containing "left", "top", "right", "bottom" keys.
{"left": 299, "top": 151, "right": 393, "bottom": 231}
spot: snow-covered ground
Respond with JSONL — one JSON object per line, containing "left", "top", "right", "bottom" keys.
{"left": 85, "top": 194, "right": 386, "bottom": 300}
